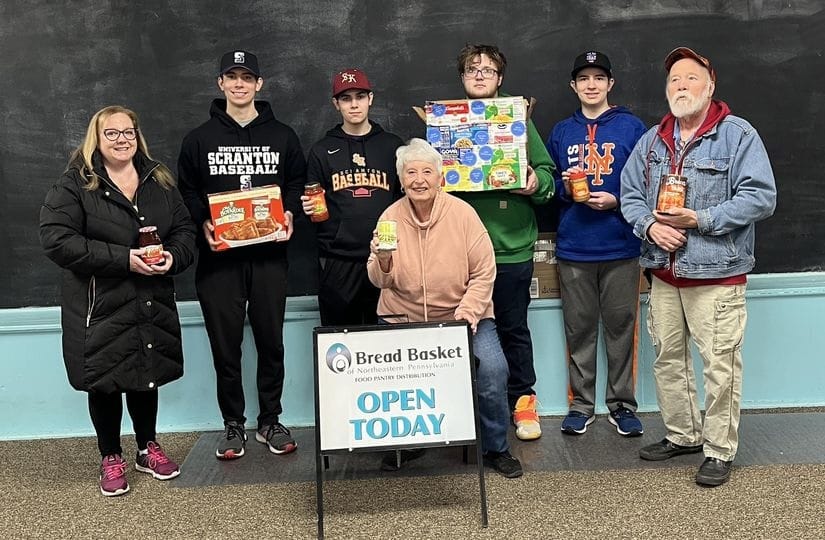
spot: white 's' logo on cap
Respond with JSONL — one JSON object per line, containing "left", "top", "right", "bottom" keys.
{"left": 586, "top": 52, "right": 597, "bottom": 63}
{"left": 234, "top": 52, "right": 245, "bottom": 63}
{"left": 341, "top": 72, "right": 356, "bottom": 83}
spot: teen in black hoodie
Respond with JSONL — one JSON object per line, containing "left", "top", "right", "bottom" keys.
{"left": 177, "top": 50, "right": 306, "bottom": 460}
{"left": 303, "top": 69, "right": 403, "bottom": 326}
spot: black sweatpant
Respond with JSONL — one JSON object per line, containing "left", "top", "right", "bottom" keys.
{"left": 88, "top": 390, "right": 158, "bottom": 457}
{"left": 317, "top": 257, "right": 380, "bottom": 326}
{"left": 196, "top": 255, "right": 288, "bottom": 429}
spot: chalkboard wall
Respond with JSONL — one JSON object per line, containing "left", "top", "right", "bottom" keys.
{"left": 2, "top": 1, "right": 823, "bottom": 308}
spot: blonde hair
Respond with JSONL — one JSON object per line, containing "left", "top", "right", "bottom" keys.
{"left": 395, "top": 138, "right": 443, "bottom": 179}
{"left": 67, "top": 105, "right": 175, "bottom": 190}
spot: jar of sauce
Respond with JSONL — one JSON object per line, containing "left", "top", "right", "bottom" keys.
{"left": 569, "top": 170, "right": 591, "bottom": 203}
{"left": 138, "top": 226, "right": 164, "bottom": 265}
{"left": 304, "top": 182, "right": 329, "bottom": 222}
{"left": 657, "top": 174, "right": 688, "bottom": 213}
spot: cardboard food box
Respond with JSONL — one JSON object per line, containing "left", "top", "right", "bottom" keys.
{"left": 207, "top": 185, "right": 287, "bottom": 251}
{"left": 424, "top": 96, "right": 528, "bottom": 192}
{"left": 531, "top": 233, "right": 560, "bottom": 299}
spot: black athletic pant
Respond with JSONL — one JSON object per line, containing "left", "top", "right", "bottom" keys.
{"left": 88, "top": 390, "right": 158, "bottom": 457}
{"left": 196, "top": 255, "right": 288, "bottom": 429}
{"left": 317, "top": 256, "right": 380, "bottom": 326}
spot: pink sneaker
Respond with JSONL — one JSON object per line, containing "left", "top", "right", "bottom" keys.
{"left": 135, "top": 441, "right": 180, "bottom": 480}
{"left": 99, "top": 454, "right": 129, "bottom": 497}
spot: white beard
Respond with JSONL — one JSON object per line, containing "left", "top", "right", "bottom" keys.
{"left": 668, "top": 83, "right": 712, "bottom": 118}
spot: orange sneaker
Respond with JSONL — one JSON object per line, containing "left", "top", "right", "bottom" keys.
{"left": 513, "top": 394, "right": 542, "bottom": 440}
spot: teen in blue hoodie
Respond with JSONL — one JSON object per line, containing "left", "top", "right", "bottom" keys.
{"left": 546, "top": 51, "right": 647, "bottom": 438}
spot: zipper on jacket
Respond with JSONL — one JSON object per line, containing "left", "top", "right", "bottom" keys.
{"left": 86, "top": 276, "right": 96, "bottom": 327}
{"left": 101, "top": 163, "right": 160, "bottom": 215}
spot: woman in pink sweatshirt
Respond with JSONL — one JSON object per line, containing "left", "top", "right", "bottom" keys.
{"left": 367, "top": 138, "right": 522, "bottom": 478}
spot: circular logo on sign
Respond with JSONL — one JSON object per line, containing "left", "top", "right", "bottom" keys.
{"left": 326, "top": 343, "right": 351, "bottom": 373}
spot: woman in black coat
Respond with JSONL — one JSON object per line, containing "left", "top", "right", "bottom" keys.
{"left": 40, "top": 106, "right": 196, "bottom": 497}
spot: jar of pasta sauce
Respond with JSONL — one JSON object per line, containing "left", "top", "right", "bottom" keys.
{"left": 138, "top": 226, "right": 164, "bottom": 265}
{"left": 657, "top": 174, "right": 688, "bottom": 213}
{"left": 304, "top": 182, "right": 329, "bottom": 222}
{"left": 569, "top": 170, "right": 591, "bottom": 203}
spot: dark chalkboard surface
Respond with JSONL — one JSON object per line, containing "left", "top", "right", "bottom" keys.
{"left": 2, "top": 1, "right": 823, "bottom": 308}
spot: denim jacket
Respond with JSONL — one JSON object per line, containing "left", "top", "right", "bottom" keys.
{"left": 620, "top": 114, "right": 776, "bottom": 278}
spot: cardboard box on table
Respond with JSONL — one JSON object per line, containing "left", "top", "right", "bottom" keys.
{"left": 207, "top": 185, "right": 287, "bottom": 251}
{"left": 424, "top": 96, "right": 529, "bottom": 192}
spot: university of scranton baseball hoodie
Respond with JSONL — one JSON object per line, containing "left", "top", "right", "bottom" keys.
{"left": 177, "top": 99, "right": 306, "bottom": 261}
{"left": 306, "top": 121, "right": 402, "bottom": 260}
{"left": 547, "top": 106, "right": 646, "bottom": 261}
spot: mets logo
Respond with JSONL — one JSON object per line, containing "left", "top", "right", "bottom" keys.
{"left": 326, "top": 343, "right": 352, "bottom": 374}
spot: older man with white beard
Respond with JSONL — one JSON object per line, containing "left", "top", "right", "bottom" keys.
{"left": 620, "top": 47, "right": 776, "bottom": 487}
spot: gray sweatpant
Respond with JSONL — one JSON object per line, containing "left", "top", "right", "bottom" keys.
{"left": 558, "top": 257, "right": 641, "bottom": 416}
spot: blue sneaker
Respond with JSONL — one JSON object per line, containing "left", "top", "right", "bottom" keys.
{"left": 560, "top": 411, "right": 595, "bottom": 435}
{"left": 608, "top": 407, "right": 644, "bottom": 437}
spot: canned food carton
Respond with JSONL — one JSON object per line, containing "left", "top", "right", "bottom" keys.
{"left": 424, "top": 96, "right": 528, "bottom": 192}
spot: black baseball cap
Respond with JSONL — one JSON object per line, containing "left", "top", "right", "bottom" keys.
{"left": 220, "top": 50, "right": 260, "bottom": 78}
{"left": 571, "top": 51, "right": 612, "bottom": 79}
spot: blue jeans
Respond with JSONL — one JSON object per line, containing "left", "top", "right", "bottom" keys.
{"left": 473, "top": 318, "right": 512, "bottom": 454}
{"left": 492, "top": 260, "right": 535, "bottom": 409}
{"left": 377, "top": 317, "right": 510, "bottom": 454}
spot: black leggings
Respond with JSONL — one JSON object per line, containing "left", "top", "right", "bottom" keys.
{"left": 88, "top": 390, "right": 158, "bottom": 457}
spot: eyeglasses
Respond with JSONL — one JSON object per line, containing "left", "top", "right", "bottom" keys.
{"left": 462, "top": 67, "right": 499, "bottom": 79}
{"left": 102, "top": 128, "right": 138, "bottom": 141}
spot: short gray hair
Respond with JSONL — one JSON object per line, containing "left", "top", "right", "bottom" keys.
{"left": 396, "top": 138, "right": 442, "bottom": 179}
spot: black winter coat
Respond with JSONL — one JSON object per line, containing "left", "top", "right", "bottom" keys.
{"left": 39, "top": 151, "right": 196, "bottom": 393}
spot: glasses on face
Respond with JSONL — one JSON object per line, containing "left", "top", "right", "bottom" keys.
{"left": 102, "top": 128, "right": 138, "bottom": 141}
{"left": 463, "top": 67, "right": 499, "bottom": 79}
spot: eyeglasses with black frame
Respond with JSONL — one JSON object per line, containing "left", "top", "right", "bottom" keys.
{"left": 102, "top": 128, "right": 138, "bottom": 141}
{"left": 462, "top": 67, "right": 499, "bottom": 79}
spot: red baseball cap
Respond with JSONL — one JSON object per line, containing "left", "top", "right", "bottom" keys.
{"left": 332, "top": 68, "right": 372, "bottom": 97}
{"left": 664, "top": 47, "right": 716, "bottom": 82}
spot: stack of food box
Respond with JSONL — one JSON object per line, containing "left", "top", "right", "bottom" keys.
{"left": 531, "top": 232, "right": 560, "bottom": 299}
{"left": 424, "top": 96, "right": 528, "bottom": 192}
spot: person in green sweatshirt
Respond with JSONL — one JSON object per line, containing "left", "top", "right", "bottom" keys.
{"left": 454, "top": 44, "right": 556, "bottom": 441}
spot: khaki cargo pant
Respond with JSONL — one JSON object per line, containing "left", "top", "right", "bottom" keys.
{"left": 647, "top": 276, "right": 747, "bottom": 461}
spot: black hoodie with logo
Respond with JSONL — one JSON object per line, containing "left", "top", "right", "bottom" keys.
{"left": 306, "top": 121, "right": 403, "bottom": 260}
{"left": 178, "top": 99, "right": 306, "bottom": 260}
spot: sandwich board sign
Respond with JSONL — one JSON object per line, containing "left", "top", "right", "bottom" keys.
{"left": 312, "top": 321, "right": 488, "bottom": 538}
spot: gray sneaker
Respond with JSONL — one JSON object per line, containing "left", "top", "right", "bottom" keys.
{"left": 256, "top": 422, "right": 297, "bottom": 455}
{"left": 216, "top": 421, "right": 247, "bottom": 460}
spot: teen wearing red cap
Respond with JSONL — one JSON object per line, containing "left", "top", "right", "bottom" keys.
{"left": 302, "top": 68, "right": 403, "bottom": 326}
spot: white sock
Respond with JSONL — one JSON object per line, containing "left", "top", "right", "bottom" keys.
{"left": 138, "top": 448, "right": 149, "bottom": 456}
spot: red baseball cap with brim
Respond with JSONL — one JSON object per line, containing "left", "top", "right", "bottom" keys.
{"left": 333, "top": 68, "right": 372, "bottom": 97}
{"left": 664, "top": 47, "right": 716, "bottom": 82}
